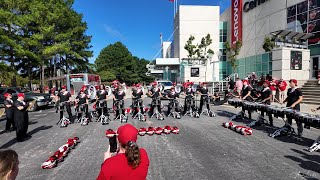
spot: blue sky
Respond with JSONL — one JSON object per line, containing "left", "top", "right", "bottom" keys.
{"left": 73, "top": 0, "right": 231, "bottom": 63}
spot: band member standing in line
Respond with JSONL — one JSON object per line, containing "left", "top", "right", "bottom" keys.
{"left": 14, "top": 93, "right": 30, "bottom": 142}
{"left": 241, "top": 80, "right": 253, "bottom": 119}
{"left": 257, "top": 81, "right": 274, "bottom": 126}
{"left": 57, "top": 86, "right": 73, "bottom": 121}
{"left": 132, "top": 84, "right": 145, "bottom": 117}
{"left": 4, "top": 93, "right": 16, "bottom": 132}
{"left": 114, "top": 85, "right": 126, "bottom": 120}
{"left": 197, "top": 82, "right": 210, "bottom": 114}
{"left": 96, "top": 84, "right": 109, "bottom": 118}
{"left": 283, "top": 79, "right": 304, "bottom": 137}
{"left": 75, "top": 89, "right": 90, "bottom": 121}
{"left": 183, "top": 82, "right": 195, "bottom": 115}
{"left": 147, "top": 82, "right": 162, "bottom": 117}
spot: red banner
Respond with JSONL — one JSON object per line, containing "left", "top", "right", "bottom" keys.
{"left": 231, "top": 0, "right": 243, "bottom": 47}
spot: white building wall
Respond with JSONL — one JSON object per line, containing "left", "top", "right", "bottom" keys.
{"left": 174, "top": 5, "right": 220, "bottom": 82}
{"left": 221, "top": 0, "right": 306, "bottom": 59}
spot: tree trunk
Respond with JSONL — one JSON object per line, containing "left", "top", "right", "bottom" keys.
{"left": 28, "top": 60, "right": 32, "bottom": 90}
{"left": 65, "top": 55, "right": 68, "bottom": 74}
{"left": 53, "top": 55, "right": 57, "bottom": 77}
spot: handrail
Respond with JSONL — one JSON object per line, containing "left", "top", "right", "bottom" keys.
{"left": 213, "top": 73, "right": 238, "bottom": 88}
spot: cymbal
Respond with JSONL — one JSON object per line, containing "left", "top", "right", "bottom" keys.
{"left": 0, "top": 108, "right": 5, "bottom": 118}
{"left": 27, "top": 100, "right": 37, "bottom": 111}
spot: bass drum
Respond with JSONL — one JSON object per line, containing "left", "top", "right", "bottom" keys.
{"left": 105, "top": 86, "right": 112, "bottom": 97}
{"left": 158, "top": 84, "right": 164, "bottom": 92}
{"left": 86, "top": 85, "right": 97, "bottom": 101}
{"left": 175, "top": 85, "right": 181, "bottom": 94}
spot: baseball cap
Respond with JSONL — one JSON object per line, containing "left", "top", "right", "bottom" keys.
{"left": 61, "top": 85, "right": 67, "bottom": 89}
{"left": 117, "top": 124, "right": 138, "bottom": 144}
{"left": 3, "top": 93, "right": 10, "bottom": 98}
{"left": 17, "top": 93, "right": 25, "bottom": 98}
{"left": 289, "top": 79, "right": 297, "bottom": 85}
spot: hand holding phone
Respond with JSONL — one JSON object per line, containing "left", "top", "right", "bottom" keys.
{"left": 109, "top": 136, "right": 118, "bottom": 153}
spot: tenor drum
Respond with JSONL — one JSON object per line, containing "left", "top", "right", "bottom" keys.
{"left": 243, "top": 101, "right": 251, "bottom": 110}
{"left": 266, "top": 105, "right": 277, "bottom": 113}
{"left": 311, "top": 116, "right": 320, "bottom": 129}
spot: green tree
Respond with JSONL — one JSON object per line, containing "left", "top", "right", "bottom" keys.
{"left": 95, "top": 42, "right": 153, "bottom": 84}
{"left": 197, "top": 34, "right": 214, "bottom": 58}
{"left": 263, "top": 36, "right": 276, "bottom": 52}
{"left": 225, "top": 41, "right": 242, "bottom": 73}
{"left": 184, "top": 35, "right": 197, "bottom": 58}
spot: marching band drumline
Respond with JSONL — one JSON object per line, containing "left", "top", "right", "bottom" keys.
{"left": 53, "top": 81, "right": 217, "bottom": 126}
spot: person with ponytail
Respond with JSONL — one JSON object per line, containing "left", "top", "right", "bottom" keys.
{"left": 97, "top": 124, "right": 149, "bottom": 180}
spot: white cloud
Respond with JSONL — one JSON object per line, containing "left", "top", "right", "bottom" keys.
{"left": 104, "top": 25, "right": 126, "bottom": 40}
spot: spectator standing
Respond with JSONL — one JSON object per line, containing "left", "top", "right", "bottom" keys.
{"left": 228, "top": 79, "right": 235, "bottom": 93}
{"left": 269, "top": 79, "right": 277, "bottom": 103}
{"left": 235, "top": 78, "right": 243, "bottom": 97}
{"left": 278, "top": 79, "right": 287, "bottom": 104}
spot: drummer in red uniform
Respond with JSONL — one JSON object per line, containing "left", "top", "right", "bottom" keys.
{"left": 283, "top": 79, "right": 303, "bottom": 137}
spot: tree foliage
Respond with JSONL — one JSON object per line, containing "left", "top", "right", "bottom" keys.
{"left": 95, "top": 42, "right": 153, "bottom": 85}
{"left": 263, "top": 36, "right": 276, "bottom": 52}
{"left": 184, "top": 35, "right": 197, "bottom": 58}
{"left": 225, "top": 41, "right": 242, "bottom": 73}
{"left": 0, "top": 0, "right": 92, "bottom": 88}
{"left": 184, "top": 34, "right": 214, "bottom": 58}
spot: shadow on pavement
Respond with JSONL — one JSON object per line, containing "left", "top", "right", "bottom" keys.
{"left": 0, "top": 125, "right": 52, "bottom": 149}
{"left": 284, "top": 155, "right": 320, "bottom": 175}
{"left": 28, "top": 121, "right": 38, "bottom": 125}
{"left": 291, "top": 148, "right": 320, "bottom": 165}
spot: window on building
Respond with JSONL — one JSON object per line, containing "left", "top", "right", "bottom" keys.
{"left": 191, "top": 68, "right": 199, "bottom": 77}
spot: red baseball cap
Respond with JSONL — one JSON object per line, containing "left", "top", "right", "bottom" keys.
{"left": 61, "top": 85, "right": 67, "bottom": 89}
{"left": 3, "top": 93, "right": 10, "bottom": 98}
{"left": 17, "top": 93, "right": 25, "bottom": 98}
{"left": 289, "top": 79, "right": 298, "bottom": 85}
{"left": 117, "top": 124, "right": 138, "bottom": 144}
{"left": 243, "top": 80, "right": 249, "bottom": 84}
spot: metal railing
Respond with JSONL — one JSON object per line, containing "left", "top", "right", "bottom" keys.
{"left": 209, "top": 73, "right": 238, "bottom": 93}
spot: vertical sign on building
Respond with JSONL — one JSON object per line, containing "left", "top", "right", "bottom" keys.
{"left": 231, "top": 0, "right": 243, "bottom": 47}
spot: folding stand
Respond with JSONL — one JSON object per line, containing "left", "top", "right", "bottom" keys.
{"left": 269, "top": 117, "right": 296, "bottom": 138}
{"left": 96, "top": 101, "right": 110, "bottom": 125}
{"left": 151, "top": 97, "right": 164, "bottom": 120}
{"left": 115, "top": 100, "right": 128, "bottom": 123}
{"left": 168, "top": 99, "right": 181, "bottom": 119}
{"left": 306, "top": 136, "right": 320, "bottom": 152}
{"left": 133, "top": 99, "right": 146, "bottom": 121}
{"left": 200, "top": 95, "right": 216, "bottom": 117}
{"left": 247, "top": 115, "right": 268, "bottom": 127}
{"left": 56, "top": 103, "right": 71, "bottom": 127}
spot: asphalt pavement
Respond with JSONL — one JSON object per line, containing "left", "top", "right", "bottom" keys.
{"left": 0, "top": 98, "right": 320, "bottom": 180}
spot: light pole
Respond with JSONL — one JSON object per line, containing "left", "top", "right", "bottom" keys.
{"left": 165, "top": 66, "right": 169, "bottom": 80}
